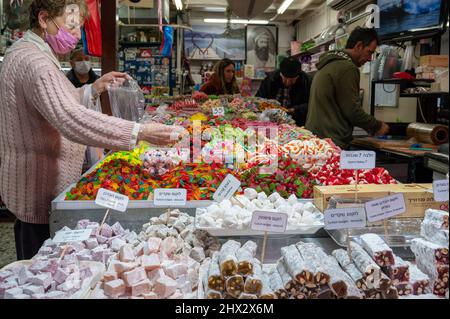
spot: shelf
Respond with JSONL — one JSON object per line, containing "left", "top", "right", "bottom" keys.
{"left": 400, "top": 92, "right": 449, "bottom": 98}
{"left": 189, "top": 58, "right": 245, "bottom": 61}
{"left": 291, "top": 39, "right": 335, "bottom": 58}
{"left": 373, "top": 78, "right": 435, "bottom": 84}
{"left": 119, "top": 41, "right": 161, "bottom": 47}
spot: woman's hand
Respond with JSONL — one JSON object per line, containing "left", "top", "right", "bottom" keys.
{"left": 138, "top": 123, "right": 188, "bottom": 146}
{"left": 92, "top": 71, "right": 129, "bottom": 94}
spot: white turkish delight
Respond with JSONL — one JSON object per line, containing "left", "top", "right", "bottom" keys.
{"left": 3, "top": 287, "right": 23, "bottom": 299}
{"left": 111, "top": 222, "right": 125, "bottom": 236}
{"left": 85, "top": 238, "right": 98, "bottom": 249}
{"left": 31, "top": 273, "right": 53, "bottom": 289}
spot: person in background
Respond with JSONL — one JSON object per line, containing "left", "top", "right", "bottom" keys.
{"left": 200, "top": 58, "right": 240, "bottom": 95}
{"left": 256, "top": 57, "right": 311, "bottom": 126}
{"left": 306, "top": 27, "right": 389, "bottom": 149}
{"left": 66, "top": 46, "right": 99, "bottom": 87}
{"left": 0, "top": 0, "right": 184, "bottom": 260}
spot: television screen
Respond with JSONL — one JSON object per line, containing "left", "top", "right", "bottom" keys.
{"left": 377, "top": 0, "right": 444, "bottom": 38}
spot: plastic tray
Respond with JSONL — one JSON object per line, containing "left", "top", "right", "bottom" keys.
{"left": 195, "top": 224, "right": 324, "bottom": 237}
{"left": 327, "top": 218, "right": 422, "bottom": 248}
{"left": 1, "top": 260, "right": 105, "bottom": 299}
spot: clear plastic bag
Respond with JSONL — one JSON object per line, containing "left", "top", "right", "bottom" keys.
{"left": 107, "top": 77, "right": 145, "bottom": 122}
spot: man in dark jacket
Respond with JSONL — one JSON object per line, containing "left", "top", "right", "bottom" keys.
{"left": 306, "top": 27, "right": 389, "bottom": 149}
{"left": 66, "top": 47, "right": 99, "bottom": 88}
{"left": 256, "top": 57, "right": 310, "bottom": 126}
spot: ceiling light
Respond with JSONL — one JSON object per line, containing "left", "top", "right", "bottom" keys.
{"left": 277, "top": 0, "right": 294, "bottom": 15}
{"left": 174, "top": 0, "right": 183, "bottom": 10}
{"left": 204, "top": 18, "right": 269, "bottom": 24}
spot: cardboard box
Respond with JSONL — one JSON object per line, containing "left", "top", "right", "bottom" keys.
{"left": 388, "top": 184, "right": 448, "bottom": 218}
{"left": 420, "top": 55, "right": 449, "bottom": 67}
{"left": 313, "top": 184, "right": 449, "bottom": 218}
{"left": 313, "top": 184, "right": 390, "bottom": 212}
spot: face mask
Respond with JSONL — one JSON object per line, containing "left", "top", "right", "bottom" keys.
{"left": 74, "top": 61, "right": 91, "bottom": 75}
{"left": 44, "top": 19, "right": 79, "bottom": 55}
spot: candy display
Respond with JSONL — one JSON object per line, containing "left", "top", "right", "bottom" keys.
{"left": 66, "top": 159, "right": 155, "bottom": 200}
{"left": 195, "top": 190, "right": 323, "bottom": 231}
{"left": 202, "top": 240, "right": 272, "bottom": 299}
{"left": 420, "top": 209, "right": 449, "bottom": 246}
{"left": 359, "top": 233, "right": 395, "bottom": 267}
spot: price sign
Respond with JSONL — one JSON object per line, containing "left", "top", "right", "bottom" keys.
{"left": 213, "top": 174, "right": 241, "bottom": 202}
{"left": 212, "top": 107, "right": 225, "bottom": 117}
{"left": 251, "top": 211, "right": 288, "bottom": 233}
{"left": 53, "top": 229, "right": 92, "bottom": 244}
{"left": 433, "top": 180, "right": 449, "bottom": 202}
{"left": 154, "top": 189, "right": 187, "bottom": 206}
{"left": 324, "top": 207, "right": 367, "bottom": 230}
{"left": 340, "top": 151, "right": 376, "bottom": 170}
{"left": 95, "top": 188, "right": 129, "bottom": 212}
{"left": 365, "top": 193, "right": 406, "bottom": 222}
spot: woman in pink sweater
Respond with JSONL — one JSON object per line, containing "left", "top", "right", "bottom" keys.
{"left": 0, "top": 0, "right": 183, "bottom": 259}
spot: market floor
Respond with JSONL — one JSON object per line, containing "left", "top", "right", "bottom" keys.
{"left": 0, "top": 222, "right": 16, "bottom": 268}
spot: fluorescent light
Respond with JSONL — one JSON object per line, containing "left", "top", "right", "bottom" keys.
{"left": 277, "top": 0, "right": 294, "bottom": 14}
{"left": 174, "top": 0, "right": 183, "bottom": 10}
{"left": 204, "top": 19, "right": 269, "bottom": 25}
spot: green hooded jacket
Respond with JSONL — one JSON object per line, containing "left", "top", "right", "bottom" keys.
{"left": 305, "top": 50, "right": 382, "bottom": 149}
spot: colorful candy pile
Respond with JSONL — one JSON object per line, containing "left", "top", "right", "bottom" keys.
{"left": 310, "top": 153, "right": 397, "bottom": 186}
{"left": 66, "top": 159, "right": 155, "bottom": 200}
{"left": 240, "top": 155, "right": 314, "bottom": 199}
{"left": 154, "top": 163, "right": 238, "bottom": 200}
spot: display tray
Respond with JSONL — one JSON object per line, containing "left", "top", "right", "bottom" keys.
{"left": 52, "top": 183, "right": 214, "bottom": 211}
{"left": 195, "top": 224, "right": 324, "bottom": 237}
{"left": 194, "top": 199, "right": 324, "bottom": 236}
{"left": 327, "top": 218, "right": 422, "bottom": 248}
{"left": 1, "top": 260, "right": 105, "bottom": 299}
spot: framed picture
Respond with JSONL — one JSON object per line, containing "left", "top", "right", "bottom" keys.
{"left": 246, "top": 24, "right": 278, "bottom": 78}
{"left": 184, "top": 24, "right": 246, "bottom": 61}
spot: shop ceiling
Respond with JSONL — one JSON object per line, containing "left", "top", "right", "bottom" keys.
{"left": 119, "top": 0, "right": 328, "bottom": 23}
{"left": 186, "top": 0, "right": 327, "bottom": 22}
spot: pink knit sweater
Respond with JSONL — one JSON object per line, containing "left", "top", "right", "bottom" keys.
{"left": 0, "top": 40, "right": 137, "bottom": 224}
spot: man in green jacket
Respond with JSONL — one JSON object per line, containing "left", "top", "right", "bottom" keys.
{"left": 306, "top": 27, "right": 389, "bottom": 149}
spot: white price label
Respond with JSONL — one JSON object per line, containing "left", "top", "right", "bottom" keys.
{"left": 251, "top": 211, "right": 288, "bottom": 233}
{"left": 433, "top": 180, "right": 449, "bottom": 202}
{"left": 154, "top": 189, "right": 187, "bottom": 206}
{"left": 95, "top": 188, "right": 129, "bottom": 212}
{"left": 212, "top": 107, "right": 225, "bottom": 117}
{"left": 340, "top": 151, "right": 376, "bottom": 170}
{"left": 213, "top": 174, "right": 241, "bottom": 202}
{"left": 53, "top": 229, "right": 92, "bottom": 244}
{"left": 365, "top": 193, "right": 406, "bottom": 222}
{"left": 324, "top": 207, "right": 367, "bottom": 230}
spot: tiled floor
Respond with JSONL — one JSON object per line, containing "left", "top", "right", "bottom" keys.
{"left": 0, "top": 223, "right": 16, "bottom": 268}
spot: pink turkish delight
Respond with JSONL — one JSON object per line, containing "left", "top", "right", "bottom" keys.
{"left": 111, "top": 222, "right": 125, "bottom": 236}
{"left": 142, "top": 254, "right": 160, "bottom": 271}
{"left": 131, "top": 279, "right": 152, "bottom": 296}
{"left": 104, "top": 279, "right": 126, "bottom": 298}
{"left": 122, "top": 267, "right": 147, "bottom": 287}
{"left": 146, "top": 237, "right": 162, "bottom": 254}
{"left": 119, "top": 244, "right": 135, "bottom": 262}
{"left": 164, "top": 263, "right": 188, "bottom": 280}
{"left": 154, "top": 276, "right": 177, "bottom": 299}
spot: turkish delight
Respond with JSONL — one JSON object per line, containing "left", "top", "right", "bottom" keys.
{"left": 218, "top": 240, "right": 240, "bottom": 277}
{"left": 406, "top": 262, "right": 430, "bottom": 295}
{"left": 360, "top": 234, "right": 395, "bottom": 267}
{"left": 411, "top": 238, "right": 449, "bottom": 265}
{"left": 383, "top": 256, "right": 410, "bottom": 285}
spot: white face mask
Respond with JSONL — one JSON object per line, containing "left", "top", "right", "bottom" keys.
{"left": 74, "top": 61, "right": 91, "bottom": 75}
